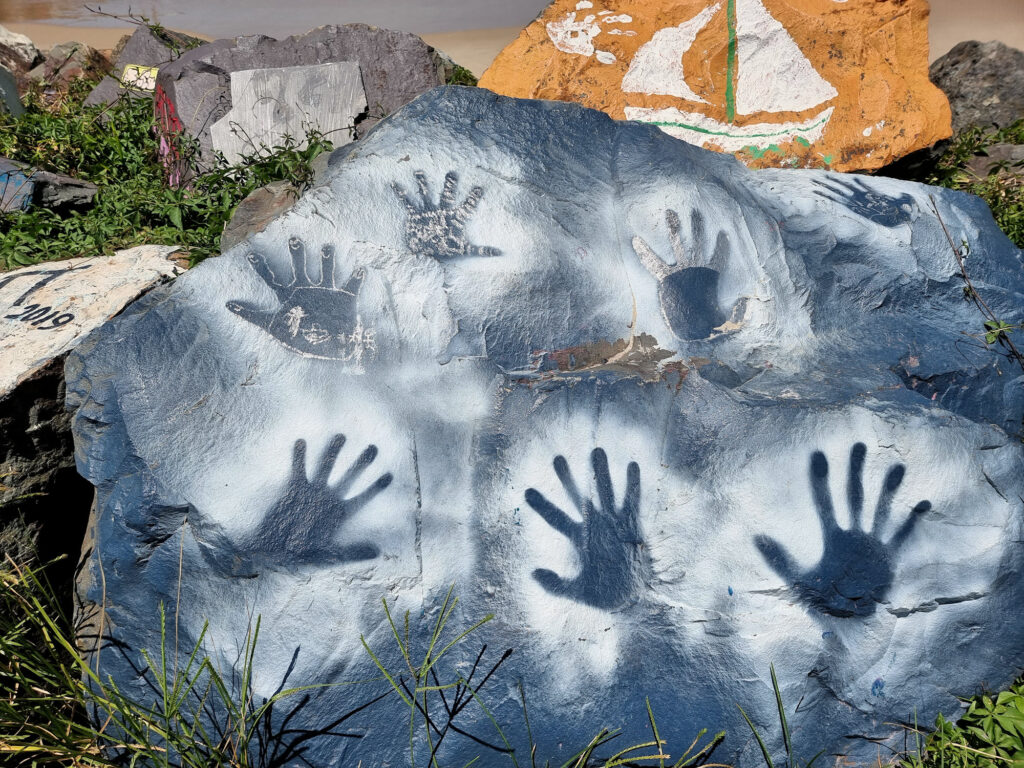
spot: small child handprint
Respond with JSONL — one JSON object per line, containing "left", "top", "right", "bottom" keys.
{"left": 755, "top": 442, "right": 932, "bottom": 618}
{"left": 227, "top": 237, "right": 374, "bottom": 361}
{"left": 526, "top": 448, "right": 650, "bottom": 610}
{"left": 392, "top": 170, "right": 502, "bottom": 260}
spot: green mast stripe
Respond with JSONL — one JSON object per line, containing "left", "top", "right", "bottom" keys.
{"left": 725, "top": 0, "right": 738, "bottom": 124}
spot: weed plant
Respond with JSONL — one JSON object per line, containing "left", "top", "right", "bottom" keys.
{"left": 924, "top": 120, "right": 1024, "bottom": 249}
{"left": 0, "top": 81, "right": 335, "bottom": 270}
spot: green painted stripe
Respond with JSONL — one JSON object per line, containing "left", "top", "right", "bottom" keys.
{"left": 646, "top": 112, "right": 831, "bottom": 140}
{"left": 725, "top": 0, "right": 737, "bottom": 124}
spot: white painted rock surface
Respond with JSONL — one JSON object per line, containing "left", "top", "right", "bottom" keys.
{"left": 210, "top": 63, "right": 367, "bottom": 165}
{"left": 68, "top": 88, "right": 1024, "bottom": 767}
{"left": 1, "top": 246, "right": 181, "bottom": 396}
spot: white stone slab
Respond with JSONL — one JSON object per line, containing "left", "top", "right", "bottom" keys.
{"left": 210, "top": 62, "right": 367, "bottom": 166}
{"left": 0, "top": 246, "right": 181, "bottom": 396}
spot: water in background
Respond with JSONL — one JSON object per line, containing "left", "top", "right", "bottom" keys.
{"left": 0, "top": 0, "right": 549, "bottom": 36}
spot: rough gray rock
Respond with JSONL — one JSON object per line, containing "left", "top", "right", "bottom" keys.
{"left": 966, "top": 142, "right": 1024, "bottom": 178}
{"left": 1, "top": 247, "right": 182, "bottom": 578}
{"left": 27, "top": 42, "right": 109, "bottom": 88}
{"left": 153, "top": 24, "right": 452, "bottom": 179}
{"left": 84, "top": 26, "right": 201, "bottom": 109}
{"left": 0, "top": 24, "right": 42, "bottom": 73}
{"left": 221, "top": 180, "right": 299, "bottom": 252}
{"left": 0, "top": 65, "right": 24, "bottom": 117}
{"left": 68, "top": 88, "right": 1024, "bottom": 768}
{"left": 0, "top": 158, "right": 98, "bottom": 213}
{"left": 931, "top": 40, "right": 1024, "bottom": 135}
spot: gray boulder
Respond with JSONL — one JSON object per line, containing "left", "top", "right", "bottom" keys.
{"left": 1, "top": 247, "right": 182, "bottom": 577}
{"left": 68, "top": 88, "right": 1024, "bottom": 767}
{"left": 0, "top": 157, "right": 98, "bottom": 213}
{"left": 0, "top": 65, "right": 24, "bottom": 117}
{"left": 27, "top": 42, "right": 110, "bottom": 89}
{"left": 0, "top": 24, "right": 42, "bottom": 73}
{"left": 84, "top": 26, "right": 201, "bottom": 109}
{"left": 221, "top": 180, "right": 299, "bottom": 252}
{"left": 931, "top": 40, "right": 1024, "bottom": 135}
{"left": 153, "top": 24, "right": 452, "bottom": 179}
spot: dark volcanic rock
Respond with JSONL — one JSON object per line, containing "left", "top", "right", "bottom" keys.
{"left": 153, "top": 24, "right": 451, "bottom": 179}
{"left": 931, "top": 40, "right": 1024, "bottom": 135}
{"left": 0, "top": 158, "right": 98, "bottom": 213}
{"left": 84, "top": 26, "right": 201, "bottom": 109}
{"left": 68, "top": 87, "right": 1024, "bottom": 767}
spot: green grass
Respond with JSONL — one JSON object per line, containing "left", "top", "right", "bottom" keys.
{"left": 0, "top": 560, "right": 729, "bottom": 768}
{"left": 0, "top": 77, "right": 335, "bottom": 270}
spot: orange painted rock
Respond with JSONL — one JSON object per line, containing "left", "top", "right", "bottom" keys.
{"left": 479, "top": 0, "right": 952, "bottom": 171}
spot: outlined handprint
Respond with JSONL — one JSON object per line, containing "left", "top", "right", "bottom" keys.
{"left": 526, "top": 448, "right": 650, "bottom": 610}
{"left": 755, "top": 442, "right": 932, "bottom": 618}
{"left": 814, "top": 177, "right": 916, "bottom": 228}
{"left": 391, "top": 171, "right": 502, "bottom": 260}
{"left": 632, "top": 208, "right": 747, "bottom": 341}
{"left": 227, "top": 237, "right": 375, "bottom": 360}
{"left": 546, "top": 7, "right": 636, "bottom": 64}
{"left": 244, "top": 435, "right": 394, "bottom": 565}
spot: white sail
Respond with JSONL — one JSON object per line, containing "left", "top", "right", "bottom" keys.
{"left": 621, "top": 3, "right": 720, "bottom": 102}
{"left": 734, "top": 0, "right": 837, "bottom": 116}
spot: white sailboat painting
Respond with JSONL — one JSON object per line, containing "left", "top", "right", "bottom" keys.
{"left": 623, "top": 0, "right": 837, "bottom": 150}
{"left": 545, "top": 0, "right": 840, "bottom": 153}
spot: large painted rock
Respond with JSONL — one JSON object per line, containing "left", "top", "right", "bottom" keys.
{"left": 479, "top": 0, "right": 952, "bottom": 171}
{"left": 68, "top": 88, "right": 1024, "bottom": 767}
{"left": 1, "top": 247, "right": 181, "bottom": 572}
{"left": 154, "top": 24, "right": 454, "bottom": 182}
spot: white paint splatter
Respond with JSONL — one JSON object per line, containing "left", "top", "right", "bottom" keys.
{"left": 546, "top": 11, "right": 601, "bottom": 57}
{"left": 595, "top": 50, "right": 616, "bottom": 64}
{"left": 576, "top": 0, "right": 593, "bottom": 8}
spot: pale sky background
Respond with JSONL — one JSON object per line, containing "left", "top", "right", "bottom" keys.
{"left": 1, "top": 0, "right": 1022, "bottom": 74}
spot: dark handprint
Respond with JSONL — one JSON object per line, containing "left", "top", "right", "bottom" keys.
{"left": 526, "top": 448, "right": 650, "bottom": 610}
{"left": 755, "top": 442, "right": 932, "bottom": 618}
{"left": 227, "top": 237, "right": 372, "bottom": 360}
{"left": 392, "top": 170, "right": 502, "bottom": 260}
{"left": 244, "top": 435, "right": 393, "bottom": 565}
{"left": 814, "top": 177, "right": 916, "bottom": 228}
{"left": 631, "top": 209, "right": 747, "bottom": 341}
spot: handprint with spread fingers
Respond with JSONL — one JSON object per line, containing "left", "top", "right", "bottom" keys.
{"left": 526, "top": 448, "right": 650, "bottom": 610}
{"left": 631, "top": 208, "right": 747, "bottom": 341}
{"left": 755, "top": 442, "right": 932, "bottom": 618}
{"left": 392, "top": 170, "right": 502, "bottom": 260}
{"left": 814, "top": 177, "right": 916, "bottom": 228}
{"left": 227, "top": 237, "right": 372, "bottom": 360}
{"left": 244, "top": 435, "right": 393, "bottom": 565}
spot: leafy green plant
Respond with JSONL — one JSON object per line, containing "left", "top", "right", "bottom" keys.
{"left": 446, "top": 65, "right": 478, "bottom": 87}
{"left": 0, "top": 80, "right": 335, "bottom": 270}
{"left": 920, "top": 119, "right": 1024, "bottom": 249}
{"left": 737, "top": 665, "right": 824, "bottom": 768}
{"left": 900, "top": 679, "right": 1024, "bottom": 768}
